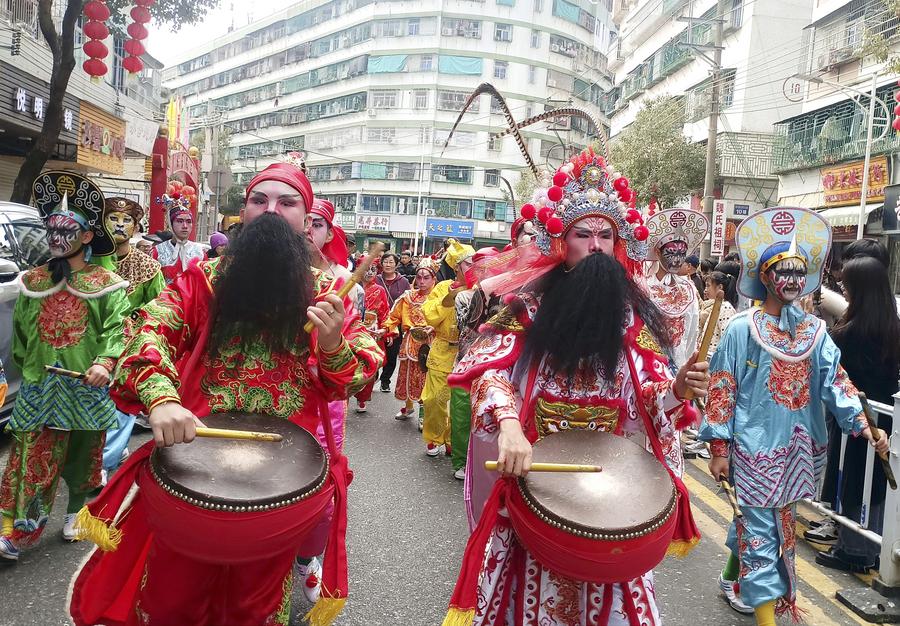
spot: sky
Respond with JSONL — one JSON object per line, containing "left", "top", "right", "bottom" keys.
{"left": 145, "top": 0, "right": 298, "bottom": 68}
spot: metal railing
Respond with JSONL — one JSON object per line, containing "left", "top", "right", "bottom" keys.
{"left": 0, "top": 0, "right": 39, "bottom": 40}
{"left": 804, "top": 395, "right": 900, "bottom": 592}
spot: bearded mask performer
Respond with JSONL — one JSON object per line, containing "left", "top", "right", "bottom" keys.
{"left": 383, "top": 258, "right": 439, "bottom": 421}
{"left": 645, "top": 208, "right": 709, "bottom": 370}
{"left": 100, "top": 198, "right": 165, "bottom": 476}
{"left": 68, "top": 159, "right": 384, "bottom": 626}
{"left": 152, "top": 194, "right": 205, "bottom": 284}
{"left": 443, "top": 147, "right": 710, "bottom": 626}
{"left": 0, "top": 172, "right": 129, "bottom": 561}
{"left": 698, "top": 208, "right": 889, "bottom": 626}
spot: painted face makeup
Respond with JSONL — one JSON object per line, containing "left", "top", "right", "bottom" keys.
{"left": 105, "top": 211, "right": 136, "bottom": 245}
{"left": 659, "top": 240, "right": 688, "bottom": 273}
{"left": 564, "top": 216, "right": 616, "bottom": 267}
{"left": 305, "top": 216, "right": 331, "bottom": 252}
{"left": 172, "top": 213, "right": 193, "bottom": 240}
{"left": 416, "top": 270, "right": 435, "bottom": 291}
{"left": 365, "top": 265, "right": 378, "bottom": 282}
{"left": 765, "top": 257, "right": 807, "bottom": 303}
{"left": 46, "top": 214, "right": 84, "bottom": 258}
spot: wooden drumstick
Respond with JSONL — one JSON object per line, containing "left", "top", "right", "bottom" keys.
{"left": 719, "top": 477, "right": 743, "bottom": 518}
{"left": 858, "top": 392, "right": 897, "bottom": 490}
{"left": 484, "top": 461, "right": 603, "bottom": 473}
{"left": 194, "top": 427, "right": 283, "bottom": 443}
{"left": 684, "top": 292, "right": 723, "bottom": 402}
{"left": 303, "top": 241, "right": 386, "bottom": 334}
{"left": 45, "top": 365, "right": 87, "bottom": 380}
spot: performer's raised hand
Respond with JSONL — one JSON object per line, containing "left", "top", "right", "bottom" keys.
{"left": 497, "top": 418, "right": 532, "bottom": 477}
{"left": 83, "top": 364, "right": 111, "bottom": 388}
{"left": 308, "top": 292, "right": 346, "bottom": 352}
{"left": 675, "top": 350, "right": 710, "bottom": 399}
{"left": 149, "top": 401, "right": 204, "bottom": 447}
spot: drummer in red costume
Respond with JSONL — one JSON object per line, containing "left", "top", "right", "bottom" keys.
{"left": 68, "top": 155, "right": 384, "bottom": 626}
{"left": 444, "top": 147, "right": 710, "bottom": 626}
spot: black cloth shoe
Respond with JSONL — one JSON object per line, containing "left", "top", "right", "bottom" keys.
{"left": 815, "top": 548, "right": 872, "bottom": 574}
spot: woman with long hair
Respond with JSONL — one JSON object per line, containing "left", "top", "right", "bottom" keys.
{"left": 698, "top": 270, "right": 737, "bottom": 356}
{"left": 376, "top": 253, "right": 411, "bottom": 392}
{"left": 817, "top": 254, "right": 900, "bottom": 572}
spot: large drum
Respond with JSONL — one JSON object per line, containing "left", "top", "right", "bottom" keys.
{"left": 508, "top": 429, "right": 676, "bottom": 584}
{"left": 142, "top": 413, "right": 332, "bottom": 564}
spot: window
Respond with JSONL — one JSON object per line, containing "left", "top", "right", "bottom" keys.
{"left": 413, "top": 89, "right": 429, "bottom": 109}
{"left": 494, "top": 60, "right": 508, "bottom": 79}
{"left": 408, "top": 17, "right": 420, "bottom": 35}
{"left": 550, "top": 34, "right": 578, "bottom": 57}
{"left": 531, "top": 30, "right": 541, "bottom": 48}
{"left": 367, "top": 127, "right": 397, "bottom": 143}
{"left": 420, "top": 55, "right": 434, "bottom": 71}
{"left": 488, "top": 136, "right": 502, "bottom": 152}
{"left": 9, "top": 219, "right": 50, "bottom": 269}
{"left": 528, "top": 65, "right": 537, "bottom": 84}
{"left": 494, "top": 23, "right": 512, "bottom": 42}
{"left": 729, "top": 0, "right": 743, "bottom": 29}
{"left": 432, "top": 165, "right": 473, "bottom": 184}
{"left": 534, "top": 0, "right": 543, "bottom": 11}
{"left": 433, "top": 129, "right": 476, "bottom": 146}
{"left": 484, "top": 169, "right": 500, "bottom": 187}
{"left": 438, "top": 90, "right": 479, "bottom": 111}
{"left": 442, "top": 18, "right": 482, "bottom": 38}
{"left": 490, "top": 96, "right": 505, "bottom": 114}
{"left": 371, "top": 90, "right": 398, "bottom": 108}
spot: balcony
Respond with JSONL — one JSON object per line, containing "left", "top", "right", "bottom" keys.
{"left": 772, "top": 86, "right": 900, "bottom": 174}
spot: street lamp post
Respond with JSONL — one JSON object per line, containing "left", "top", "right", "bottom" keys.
{"left": 798, "top": 73, "right": 890, "bottom": 240}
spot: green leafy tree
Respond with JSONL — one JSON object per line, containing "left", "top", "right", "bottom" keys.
{"left": 10, "top": 0, "right": 219, "bottom": 204}
{"left": 219, "top": 184, "right": 245, "bottom": 215}
{"left": 610, "top": 96, "right": 707, "bottom": 209}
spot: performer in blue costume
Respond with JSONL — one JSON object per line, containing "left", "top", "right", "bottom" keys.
{"left": 699, "top": 207, "right": 890, "bottom": 626}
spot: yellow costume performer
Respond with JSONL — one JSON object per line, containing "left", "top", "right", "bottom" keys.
{"left": 421, "top": 240, "right": 475, "bottom": 455}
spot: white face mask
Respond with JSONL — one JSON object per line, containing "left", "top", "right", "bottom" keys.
{"left": 46, "top": 214, "right": 84, "bottom": 258}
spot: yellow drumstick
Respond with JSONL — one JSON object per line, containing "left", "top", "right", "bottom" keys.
{"left": 45, "top": 365, "right": 87, "bottom": 380}
{"left": 684, "top": 292, "right": 723, "bottom": 402}
{"left": 194, "top": 427, "right": 283, "bottom": 443}
{"left": 303, "top": 241, "right": 385, "bottom": 334}
{"left": 484, "top": 461, "right": 603, "bottom": 473}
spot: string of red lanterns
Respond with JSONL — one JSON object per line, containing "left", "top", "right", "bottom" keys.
{"left": 124, "top": 0, "right": 155, "bottom": 75}
{"left": 82, "top": 0, "right": 110, "bottom": 82}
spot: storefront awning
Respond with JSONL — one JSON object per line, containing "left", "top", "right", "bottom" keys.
{"left": 818, "top": 204, "right": 882, "bottom": 227}
{"left": 391, "top": 232, "right": 418, "bottom": 239}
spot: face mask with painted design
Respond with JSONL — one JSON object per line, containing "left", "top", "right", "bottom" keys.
{"left": 46, "top": 214, "right": 85, "bottom": 258}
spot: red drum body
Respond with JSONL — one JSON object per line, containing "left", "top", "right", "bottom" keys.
{"left": 144, "top": 413, "right": 330, "bottom": 564}
{"left": 509, "top": 430, "right": 676, "bottom": 584}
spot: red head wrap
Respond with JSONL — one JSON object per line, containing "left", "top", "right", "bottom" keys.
{"left": 310, "top": 198, "right": 349, "bottom": 268}
{"left": 244, "top": 162, "right": 314, "bottom": 212}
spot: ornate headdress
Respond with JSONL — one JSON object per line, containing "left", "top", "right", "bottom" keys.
{"left": 736, "top": 207, "right": 831, "bottom": 301}
{"left": 104, "top": 197, "right": 144, "bottom": 223}
{"left": 244, "top": 151, "right": 313, "bottom": 212}
{"left": 32, "top": 171, "right": 116, "bottom": 257}
{"left": 162, "top": 193, "right": 192, "bottom": 226}
{"left": 444, "top": 238, "right": 477, "bottom": 270}
{"left": 645, "top": 208, "right": 709, "bottom": 261}
{"left": 416, "top": 257, "right": 439, "bottom": 276}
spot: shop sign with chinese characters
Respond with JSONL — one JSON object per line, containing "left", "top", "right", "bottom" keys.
{"left": 711, "top": 200, "right": 727, "bottom": 255}
{"left": 425, "top": 217, "right": 475, "bottom": 240}
{"left": 821, "top": 156, "right": 888, "bottom": 207}
{"left": 356, "top": 213, "right": 391, "bottom": 232}
{"left": 0, "top": 61, "right": 80, "bottom": 144}
{"left": 77, "top": 101, "right": 126, "bottom": 175}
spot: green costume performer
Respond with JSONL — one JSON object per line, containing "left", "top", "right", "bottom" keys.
{"left": 0, "top": 172, "right": 128, "bottom": 561}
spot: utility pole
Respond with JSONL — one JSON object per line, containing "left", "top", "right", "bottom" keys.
{"left": 679, "top": 0, "right": 726, "bottom": 259}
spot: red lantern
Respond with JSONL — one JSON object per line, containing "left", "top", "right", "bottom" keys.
{"left": 124, "top": 39, "right": 146, "bottom": 56}
{"left": 520, "top": 203, "right": 536, "bottom": 220}
{"left": 83, "top": 40, "right": 108, "bottom": 59}
{"left": 127, "top": 22, "right": 148, "bottom": 39}
{"left": 134, "top": 0, "right": 155, "bottom": 5}
{"left": 130, "top": 5, "right": 151, "bottom": 22}
{"left": 892, "top": 117, "right": 900, "bottom": 132}
{"left": 83, "top": 20, "right": 109, "bottom": 40}
{"left": 123, "top": 55, "right": 144, "bottom": 74}
{"left": 84, "top": 0, "right": 110, "bottom": 20}
{"left": 82, "top": 58, "right": 107, "bottom": 82}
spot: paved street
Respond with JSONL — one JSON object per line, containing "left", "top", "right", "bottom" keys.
{"left": 0, "top": 386, "right": 874, "bottom": 626}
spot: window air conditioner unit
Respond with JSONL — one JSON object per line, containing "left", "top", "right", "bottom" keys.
{"left": 387, "top": 171, "right": 398, "bottom": 179}
{"left": 829, "top": 47, "right": 853, "bottom": 65}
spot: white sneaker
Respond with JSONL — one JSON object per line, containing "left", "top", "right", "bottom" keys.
{"left": 426, "top": 443, "right": 444, "bottom": 457}
{"left": 296, "top": 556, "right": 322, "bottom": 603}
{"left": 62, "top": 513, "right": 80, "bottom": 542}
{"left": 355, "top": 402, "right": 368, "bottom": 414}
{"left": 454, "top": 468, "right": 465, "bottom": 480}
{"left": 718, "top": 573, "right": 753, "bottom": 614}
{"left": 0, "top": 536, "right": 18, "bottom": 562}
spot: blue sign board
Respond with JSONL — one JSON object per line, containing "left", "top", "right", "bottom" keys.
{"left": 425, "top": 217, "right": 475, "bottom": 240}
{"left": 733, "top": 203, "right": 750, "bottom": 216}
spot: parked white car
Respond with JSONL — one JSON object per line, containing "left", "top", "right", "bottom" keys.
{"left": 0, "top": 201, "right": 51, "bottom": 426}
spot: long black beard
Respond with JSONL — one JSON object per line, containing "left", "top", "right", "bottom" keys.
{"left": 48, "top": 245, "right": 85, "bottom": 283}
{"left": 207, "top": 213, "right": 313, "bottom": 357}
{"left": 523, "top": 253, "right": 671, "bottom": 379}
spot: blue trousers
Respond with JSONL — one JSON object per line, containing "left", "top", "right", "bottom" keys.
{"left": 102, "top": 411, "right": 135, "bottom": 470}
{"left": 725, "top": 503, "right": 797, "bottom": 611}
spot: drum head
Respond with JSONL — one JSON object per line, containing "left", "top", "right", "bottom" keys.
{"left": 519, "top": 430, "right": 675, "bottom": 538}
{"left": 151, "top": 413, "right": 327, "bottom": 510}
